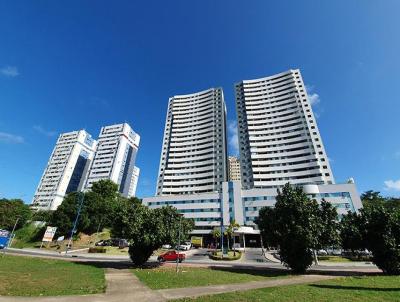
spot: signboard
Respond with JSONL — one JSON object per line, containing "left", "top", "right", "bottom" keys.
{"left": 191, "top": 236, "right": 203, "bottom": 248}
{"left": 42, "top": 226, "right": 57, "bottom": 242}
{"left": 0, "top": 229, "right": 10, "bottom": 248}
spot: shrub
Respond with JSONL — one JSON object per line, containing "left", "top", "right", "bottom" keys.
{"left": 88, "top": 247, "right": 106, "bottom": 253}
{"left": 209, "top": 251, "right": 242, "bottom": 261}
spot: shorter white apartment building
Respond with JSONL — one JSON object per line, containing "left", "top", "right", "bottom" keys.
{"left": 31, "top": 130, "right": 97, "bottom": 211}
{"left": 142, "top": 181, "right": 362, "bottom": 246}
{"left": 85, "top": 123, "right": 140, "bottom": 198}
{"left": 228, "top": 156, "right": 241, "bottom": 181}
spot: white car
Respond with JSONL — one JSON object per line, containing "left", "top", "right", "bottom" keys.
{"left": 177, "top": 242, "right": 192, "bottom": 251}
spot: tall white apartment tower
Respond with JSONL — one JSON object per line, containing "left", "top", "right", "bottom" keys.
{"left": 156, "top": 88, "right": 228, "bottom": 195}
{"left": 235, "top": 69, "right": 334, "bottom": 189}
{"left": 129, "top": 166, "right": 140, "bottom": 197}
{"left": 85, "top": 123, "right": 140, "bottom": 197}
{"left": 31, "top": 130, "right": 97, "bottom": 211}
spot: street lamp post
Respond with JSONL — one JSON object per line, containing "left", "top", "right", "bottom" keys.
{"left": 65, "top": 192, "right": 85, "bottom": 254}
{"left": 7, "top": 216, "right": 20, "bottom": 248}
{"left": 176, "top": 214, "right": 183, "bottom": 273}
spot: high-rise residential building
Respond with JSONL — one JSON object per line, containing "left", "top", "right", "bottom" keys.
{"left": 228, "top": 156, "right": 241, "bottom": 181}
{"left": 143, "top": 70, "right": 363, "bottom": 244}
{"left": 156, "top": 88, "right": 228, "bottom": 195}
{"left": 129, "top": 166, "right": 140, "bottom": 197}
{"left": 85, "top": 123, "right": 140, "bottom": 198}
{"left": 235, "top": 69, "right": 334, "bottom": 189}
{"left": 31, "top": 130, "right": 97, "bottom": 211}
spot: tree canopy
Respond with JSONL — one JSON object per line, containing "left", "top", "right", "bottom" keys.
{"left": 112, "top": 200, "right": 194, "bottom": 265}
{"left": 50, "top": 180, "right": 123, "bottom": 237}
{"left": 0, "top": 198, "right": 31, "bottom": 231}
{"left": 340, "top": 204, "right": 400, "bottom": 274}
{"left": 361, "top": 190, "right": 400, "bottom": 211}
{"left": 256, "top": 183, "right": 338, "bottom": 273}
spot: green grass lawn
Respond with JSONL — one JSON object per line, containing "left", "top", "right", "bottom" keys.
{"left": 0, "top": 255, "right": 105, "bottom": 296}
{"left": 318, "top": 256, "right": 354, "bottom": 262}
{"left": 133, "top": 266, "right": 290, "bottom": 289}
{"left": 174, "top": 275, "right": 400, "bottom": 302}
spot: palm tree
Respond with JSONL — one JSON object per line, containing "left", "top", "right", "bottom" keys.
{"left": 211, "top": 227, "right": 221, "bottom": 249}
{"left": 225, "top": 220, "right": 240, "bottom": 254}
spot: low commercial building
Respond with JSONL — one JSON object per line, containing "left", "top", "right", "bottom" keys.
{"left": 142, "top": 181, "right": 362, "bottom": 246}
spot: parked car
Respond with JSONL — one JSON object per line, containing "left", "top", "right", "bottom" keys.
{"left": 95, "top": 238, "right": 128, "bottom": 247}
{"left": 162, "top": 244, "right": 172, "bottom": 249}
{"left": 158, "top": 250, "right": 185, "bottom": 263}
{"left": 326, "top": 248, "right": 342, "bottom": 256}
{"left": 118, "top": 239, "right": 129, "bottom": 248}
{"left": 176, "top": 242, "right": 192, "bottom": 251}
{"left": 317, "top": 249, "right": 328, "bottom": 256}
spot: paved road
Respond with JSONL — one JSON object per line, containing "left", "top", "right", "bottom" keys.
{"left": 4, "top": 247, "right": 379, "bottom": 273}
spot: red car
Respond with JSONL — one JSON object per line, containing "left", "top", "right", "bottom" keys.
{"left": 158, "top": 250, "right": 185, "bottom": 263}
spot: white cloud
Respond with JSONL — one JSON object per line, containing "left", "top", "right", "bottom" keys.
{"left": 228, "top": 120, "right": 239, "bottom": 156}
{"left": 33, "top": 125, "right": 56, "bottom": 137}
{"left": 0, "top": 132, "right": 24, "bottom": 144}
{"left": 308, "top": 93, "right": 320, "bottom": 106}
{"left": 384, "top": 179, "right": 400, "bottom": 191}
{"left": 305, "top": 85, "right": 320, "bottom": 106}
{"left": 0, "top": 66, "right": 19, "bottom": 77}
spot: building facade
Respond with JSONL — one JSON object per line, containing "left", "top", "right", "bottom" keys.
{"left": 129, "top": 166, "right": 140, "bottom": 198}
{"left": 143, "top": 181, "right": 363, "bottom": 243}
{"left": 156, "top": 88, "right": 228, "bottom": 196}
{"left": 31, "top": 130, "right": 96, "bottom": 211}
{"left": 228, "top": 156, "right": 241, "bottom": 181}
{"left": 235, "top": 69, "right": 334, "bottom": 189}
{"left": 84, "top": 123, "right": 140, "bottom": 198}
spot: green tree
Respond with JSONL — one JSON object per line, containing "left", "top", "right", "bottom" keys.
{"left": 84, "top": 180, "right": 119, "bottom": 234}
{"left": 50, "top": 192, "right": 90, "bottom": 237}
{"left": 340, "top": 211, "right": 365, "bottom": 253}
{"left": 341, "top": 206, "right": 400, "bottom": 274}
{"left": 211, "top": 227, "right": 221, "bottom": 247}
{"left": 112, "top": 201, "right": 194, "bottom": 265}
{"left": 31, "top": 210, "right": 53, "bottom": 223}
{"left": 0, "top": 198, "right": 31, "bottom": 230}
{"left": 256, "top": 183, "right": 338, "bottom": 273}
{"left": 361, "top": 190, "right": 386, "bottom": 209}
{"left": 225, "top": 220, "right": 240, "bottom": 251}
{"left": 317, "top": 199, "right": 340, "bottom": 248}
{"left": 225, "top": 220, "right": 240, "bottom": 254}
{"left": 50, "top": 180, "right": 121, "bottom": 237}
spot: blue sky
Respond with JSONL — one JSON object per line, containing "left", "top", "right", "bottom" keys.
{"left": 0, "top": 0, "right": 399, "bottom": 202}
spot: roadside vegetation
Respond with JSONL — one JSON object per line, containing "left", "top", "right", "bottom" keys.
{"left": 256, "top": 184, "right": 400, "bottom": 275}
{"left": 209, "top": 250, "right": 242, "bottom": 261}
{"left": 0, "top": 255, "right": 105, "bottom": 296}
{"left": 133, "top": 266, "right": 290, "bottom": 289}
{"left": 1, "top": 180, "right": 195, "bottom": 266}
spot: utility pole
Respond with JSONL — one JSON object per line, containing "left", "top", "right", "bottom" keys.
{"left": 176, "top": 214, "right": 183, "bottom": 273}
{"left": 65, "top": 192, "right": 85, "bottom": 254}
